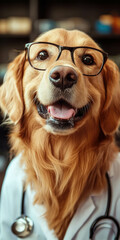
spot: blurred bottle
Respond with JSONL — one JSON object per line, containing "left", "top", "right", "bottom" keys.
{"left": 112, "top": 14, "right": 120, "bottom": 34}
{"left": 95, "top": 14, "right": 113, "bottom": 34}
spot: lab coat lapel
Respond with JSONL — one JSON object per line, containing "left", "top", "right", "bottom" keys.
{"left": 64, "top": 196, "right": 96, "bottom": 240}
{"left": 27, "top": 185, "right": 58, "bottom": 240}
{"left": 33, "top": 204, "right": 58, "bottom": 240}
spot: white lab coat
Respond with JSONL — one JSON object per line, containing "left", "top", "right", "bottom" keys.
{"left": 0, "top": 153, "right": 120, "bottom": 240}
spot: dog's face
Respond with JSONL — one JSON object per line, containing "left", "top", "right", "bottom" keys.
{"left": 0, "top": 28, "right": 120, "bottom": 136}
{"left": 24, "top": 29, "right": 105, "bottom": 135}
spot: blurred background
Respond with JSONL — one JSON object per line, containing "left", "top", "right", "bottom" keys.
{"left": 0, "top": 0, "right": 120, "bottom": 190}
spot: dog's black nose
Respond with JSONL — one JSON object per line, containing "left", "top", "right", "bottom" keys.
{"left": 49, "top": 65, "right": 78, "bottom": 90}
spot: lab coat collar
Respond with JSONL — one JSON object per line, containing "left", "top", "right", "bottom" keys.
{"left": 107, "top": 152, "right": 120, "bottom": 178}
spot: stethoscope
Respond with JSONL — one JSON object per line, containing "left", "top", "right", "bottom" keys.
{"left": 11, "top": 173, "right": 120, "bottom": 239}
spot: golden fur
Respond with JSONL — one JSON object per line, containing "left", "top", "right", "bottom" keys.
{"left": 0, "top": 28, "right": 120, "bottom": 239}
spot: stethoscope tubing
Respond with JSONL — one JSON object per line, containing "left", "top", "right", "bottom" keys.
{"left": 105, "top": 172, "right": 111, "bottom": 216}
{"left": 21, "top": 190, "right": 25, "bottom": 215}
{"left": 89, "top": 215, "right": 120, "bottom": 239}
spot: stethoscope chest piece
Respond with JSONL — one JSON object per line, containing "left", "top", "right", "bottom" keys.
{"left": 11, "top": 215, "right": 34, "bottom": 238}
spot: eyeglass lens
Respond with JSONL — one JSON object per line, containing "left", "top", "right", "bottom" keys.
{"left": 29, "top": 43, "right": 104, "bottom": 76}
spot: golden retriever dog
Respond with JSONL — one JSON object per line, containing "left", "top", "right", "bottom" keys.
{"left": 0, "top": 28, "right": 120, "bottom": 240}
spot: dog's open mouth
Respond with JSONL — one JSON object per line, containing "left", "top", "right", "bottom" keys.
{"left": 34, "top": 96, "right": 91, "bottom": 129}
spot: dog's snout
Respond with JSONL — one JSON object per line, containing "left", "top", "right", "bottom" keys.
{"left": 49, "top": 66, "right": 78, "bottom": 90}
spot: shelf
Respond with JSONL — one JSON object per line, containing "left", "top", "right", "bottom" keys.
{"left": 92, "top": 32, "right": 120, "bottom": 40}
{"left": 0, "top": 33, "right": 30, "bottom": 38}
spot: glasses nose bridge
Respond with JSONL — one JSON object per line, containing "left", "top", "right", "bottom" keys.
{"left": 57, "top": 46, "right": 75, "bottom": 64}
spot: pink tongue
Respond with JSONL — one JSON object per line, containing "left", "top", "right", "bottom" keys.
{"left": 48, "top": 103, "right": 75, "bottom": 120}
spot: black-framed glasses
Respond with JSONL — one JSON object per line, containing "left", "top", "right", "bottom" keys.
{"left": 25, "top": 42, "right": 108, "bottom": 76}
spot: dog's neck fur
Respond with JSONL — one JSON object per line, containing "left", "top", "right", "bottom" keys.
{"left": 10, "top": 118, "right": 118, "bottom": 240}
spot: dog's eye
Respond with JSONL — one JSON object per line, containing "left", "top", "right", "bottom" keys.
{"left": 82, "top": 54, "right": 94, "bottom": 65}
{"left": 37, "top": 50, "right": 49, "bottom": 60}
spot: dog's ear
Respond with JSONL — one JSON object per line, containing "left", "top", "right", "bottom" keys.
{"left": 0, "top": 52, "right": 25, "bottom": 123}
{"left": 100, "top": 59, "right": 120, "bottom": 135}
